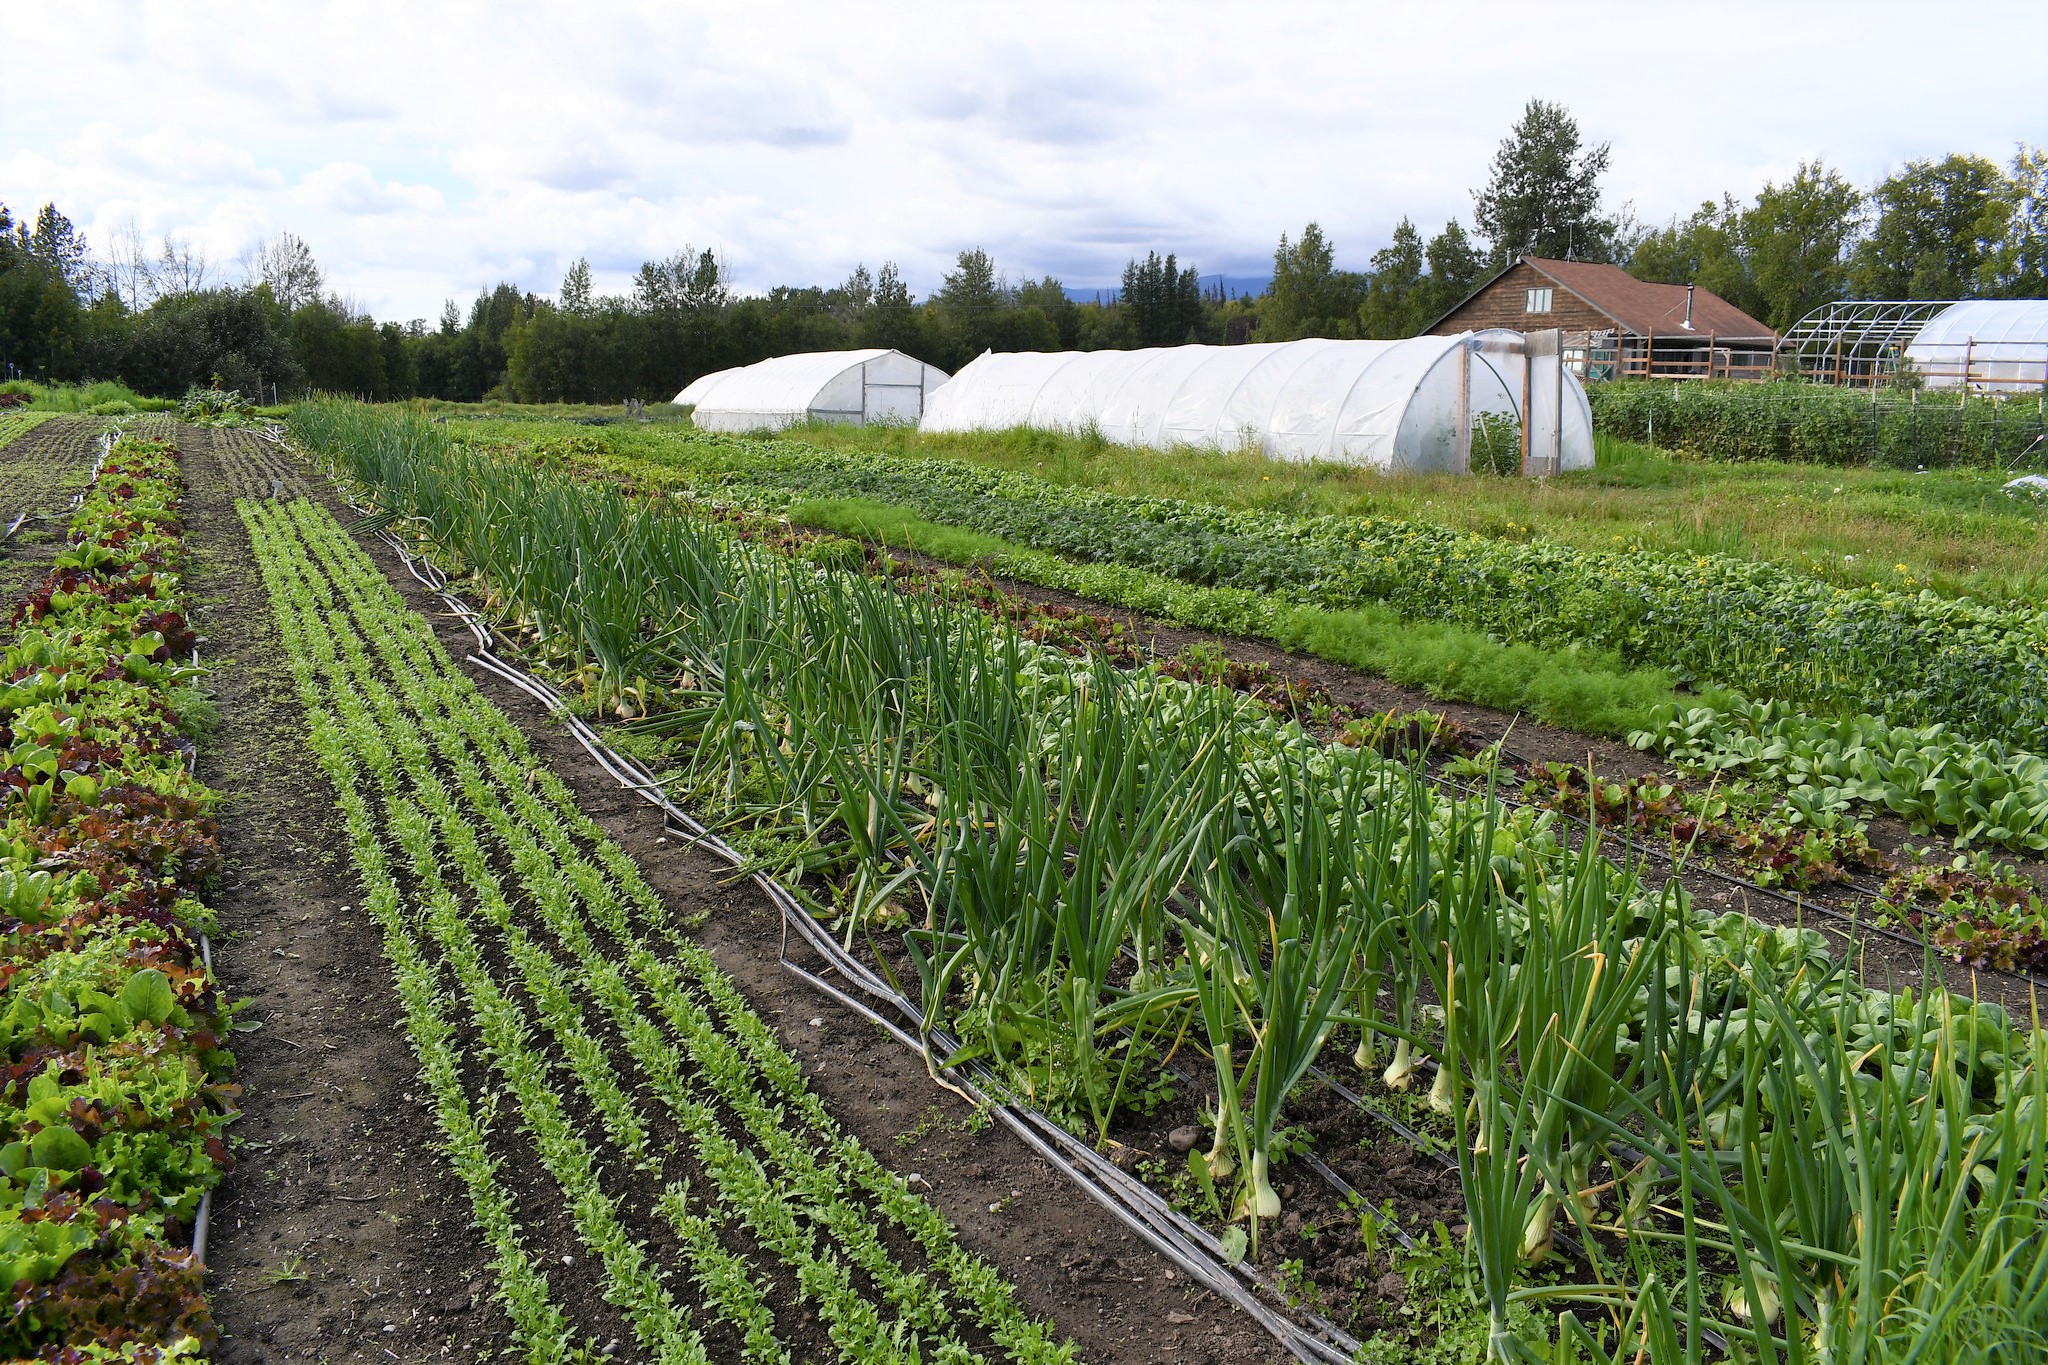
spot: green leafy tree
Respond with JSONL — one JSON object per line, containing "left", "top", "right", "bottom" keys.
{"left": 560, "top": 258, "right": 594, "bottom": 313}
{"left": 0, "top": 201, "right": 89, "bottom": 379}
{"left": 855, "top": 261, "right": 932, "bottom": 359}
{"left": 1360, "top": 218, "right": 1427, "bottom": 338}
{"left": 1262, "top": 223, "right": 1364, "bottom": 340}
{"left": 1849, "top": 154, "right": 2011, "bottom": 298}
{"left": 1017, "top": 275, "right": 1081, "bottom": 348}
{"left": 635, "top": 248, "right": 727, "bottom": 391}
{"left": 1121, "top": 251, "right": 1202, "bottom": 346}
{"left": 1979, "top": 144, "right": 2048, "bottom": 298}
{"left": 252, "top": 232, "right": 323, "bottom": 314}
{"left": 1744, "top": 161, "right": 1865, "bottom": 328}
{"left": 1418, "top": 220, "right": 1484, "bottom": 322}
{"left": 114, "top": 288, "right": 297, "bottom": 396}
{"left": 933, "top": 248, "right": 1027, "bottom": 366}
{"left": 289, "top": 296, "right": 391, "bottom": 397}
{"left": 25, "top": 205, "right": 95, "bottom": 296}
{"left": 1473, "top": 100, "right": 1616, "bottom": 265}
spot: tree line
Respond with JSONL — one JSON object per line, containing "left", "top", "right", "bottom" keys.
{"left": 2, "top": 101, "right": 2041, "bottom": 405}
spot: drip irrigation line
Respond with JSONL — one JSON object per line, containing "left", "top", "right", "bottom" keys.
{"left": 363, "top": 529, "right": 1365, "bottom": 1365}
{"left": 345, "top": 498, "right": 1757, "bottom": 1361}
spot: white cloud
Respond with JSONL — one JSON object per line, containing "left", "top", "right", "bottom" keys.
{"left": 3, "top": 0, "right": 2044, "bottom": 320}
{"left": 294, "top": 163, "right": 444, "bottom": 216}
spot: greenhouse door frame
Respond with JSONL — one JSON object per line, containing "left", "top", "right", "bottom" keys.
{"left": 860, "top": 358, "right": 931, "bottom": 425}
{"left": 1523, "top": 328, "right": 1565, "bottom": 478}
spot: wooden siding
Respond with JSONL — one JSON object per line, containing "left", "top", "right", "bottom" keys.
{"left": 1427, "top": 262, "right": 1613, "bottom": 336}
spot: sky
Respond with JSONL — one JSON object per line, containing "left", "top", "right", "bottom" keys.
{"left": 5, "top": 1, "right": 2046, "bottom": 323}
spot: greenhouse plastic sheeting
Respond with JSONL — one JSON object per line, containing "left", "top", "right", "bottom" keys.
{"left": 920, "top": 331, "right": 1594, "bottom": 473}
{"left": 1905, "top": 301, "right": 2048, "bottom": 391}
{"left": 675, "top": 349, "right": 951, "bottom": 432}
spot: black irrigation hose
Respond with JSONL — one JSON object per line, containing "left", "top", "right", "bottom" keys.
{"left": 359, "top": 521, "right": 1364, "bottom": 1365}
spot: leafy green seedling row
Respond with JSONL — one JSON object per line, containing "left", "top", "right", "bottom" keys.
{"left": 252, "top": 515, "right": 590, "bottom": 1362}
{"left": 285, "top": 536, "right": 916, "bottom": 1365}
{"left": 277, "top": 492, "right": 1077, "bottom": 1363}
{"left": 281, "top": 493, "right": 1080, "bottom": 1360}
{"left": 255, "top": 500, "right": 719, "bottom": 1363}
{"left": 244, "top": 497, "right": 1078, "bottom": 1364}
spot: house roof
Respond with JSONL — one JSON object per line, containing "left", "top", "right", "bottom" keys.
{"left": 1430, "top": 256, "right": 1778, "bottom": 341}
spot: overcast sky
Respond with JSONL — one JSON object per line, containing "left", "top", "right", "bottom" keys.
{"left": 7, "top": 1, "right": 2045, "bottom": 321}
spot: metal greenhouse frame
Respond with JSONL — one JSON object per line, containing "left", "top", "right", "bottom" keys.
{"left": 1779, "top": 300, "right": 1959, "bottom": 385}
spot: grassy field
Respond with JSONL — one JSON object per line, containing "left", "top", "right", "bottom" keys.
{"left": 789, "top": 421, "right": 2048, "bottom": 606}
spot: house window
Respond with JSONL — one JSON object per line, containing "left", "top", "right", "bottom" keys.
{"left": 1525, "top": 287, "right": 1553, "bottom": 314}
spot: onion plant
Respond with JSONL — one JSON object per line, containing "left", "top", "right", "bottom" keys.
{"left": 292, "top": 400, "right": 2048, "bottom": 1364}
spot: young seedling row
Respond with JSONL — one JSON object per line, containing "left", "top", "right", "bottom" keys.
{"left": 238, "top": 493, "right": 1077, "bottom": 1363}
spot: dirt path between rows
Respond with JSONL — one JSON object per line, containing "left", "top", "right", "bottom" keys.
{"left": 183, "top": 426, "right": 510, "bottom": 1363}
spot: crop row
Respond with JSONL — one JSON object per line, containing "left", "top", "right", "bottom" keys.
{"left": 0, "top": 435, "right": 232, "bottom": 1360}
{"left": 1587, "top": 379, "right": 2048, "bottom": 467}
{"left": 0, "top": 415, "right": 98, "bottom": 523}
{"left": 526, "top": 420, "right": 2048, "bottom": 749}
{"left": 299, "top": 400, "right": 2048, "bottom": 1364}
{"left": 492, "top": 422, "right": 2048, "bottom": 863}
{"left": 0, "top": 412, "right": 57, "bottom": 453}
{"left": 239, "top": 492, "right": 1076, "bottom": 1364}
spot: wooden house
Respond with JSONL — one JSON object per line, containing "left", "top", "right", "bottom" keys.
{"left": 1425, "top": 256, "right": 1778, "bottom": 380}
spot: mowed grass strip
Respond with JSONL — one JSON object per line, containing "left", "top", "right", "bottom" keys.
{"left": 775, "top": 419, "right": 2048, "bottom": 606}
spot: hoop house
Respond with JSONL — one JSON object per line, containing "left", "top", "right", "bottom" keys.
{"left": 675, "top": 349, "right": 950, "bottom": 432}
{"left": 919, "top": 331, "right": 1593, "bottom": 473}
{"left": 1904, "top": 301, "right": 2048, "bottom": 391}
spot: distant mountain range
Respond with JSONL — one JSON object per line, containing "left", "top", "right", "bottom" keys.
{"left": 1061, "top": 273, "right": 1272, "bottom": 304}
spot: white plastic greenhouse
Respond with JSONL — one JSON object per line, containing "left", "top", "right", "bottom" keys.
{"left": 917, "top": 331, "right": 1594, "bottom": 474}
{"left": 674, "top": 349, "right": 950, "bottom": 432}
{"left": 1904, "top": 300, "right": 2048, "bottom": 391}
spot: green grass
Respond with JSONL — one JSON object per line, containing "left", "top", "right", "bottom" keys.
{"left": 0, "top": 379, "right": 175, "bottom": 414}
{"left": 788, "top": 493, "right": 1683, "bottom": 738}
{"left": 785, "top": 420, "right": 2048, "bottom": 606}
{"left": 404, "top": 396, "right": 694, "bottom": 423}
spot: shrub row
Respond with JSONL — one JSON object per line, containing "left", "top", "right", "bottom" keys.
{"left": 1587, "top": 379, "right": 2048, "bottom": 467}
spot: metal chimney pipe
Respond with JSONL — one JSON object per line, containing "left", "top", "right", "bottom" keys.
{"left": 1683, "top": 284, "right": 1696, "bottom": 331}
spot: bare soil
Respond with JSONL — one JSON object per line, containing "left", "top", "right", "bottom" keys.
{"left": 181, "top": 426, "right": 512, "bottom": 1363}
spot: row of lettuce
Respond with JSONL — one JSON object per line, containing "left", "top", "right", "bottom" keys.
{"left": 0, "top": 435, "right": 232, "bottom": 1360}
{"left": 500, "top": 423, "right": 2048, "bottom": 859}
{"left": 299, "top": 399, "right": 2048, "bottom": 1363}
